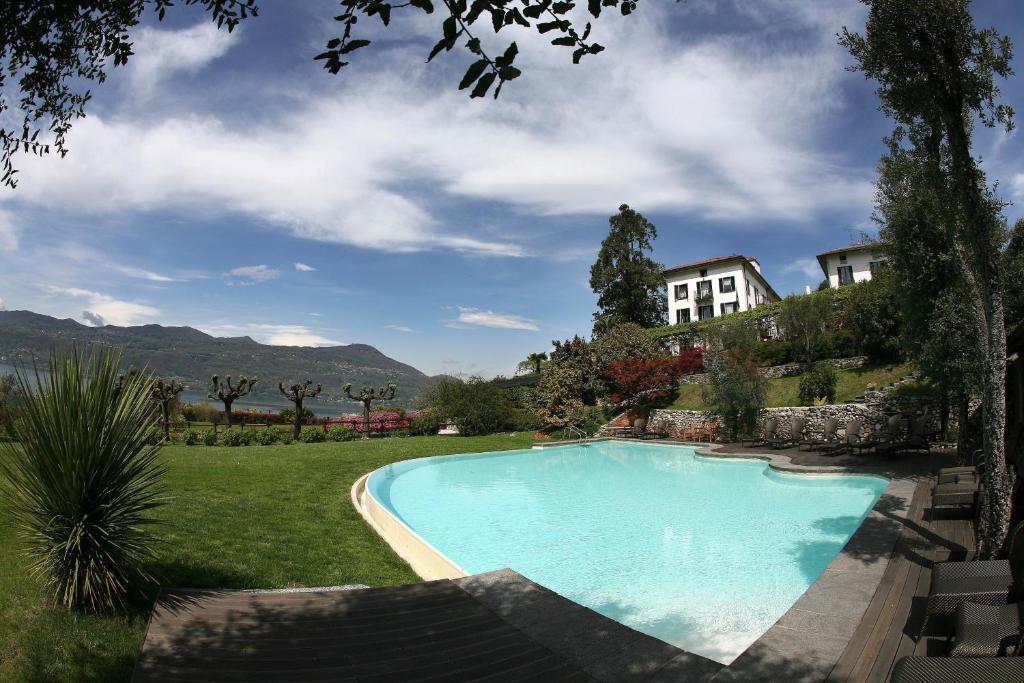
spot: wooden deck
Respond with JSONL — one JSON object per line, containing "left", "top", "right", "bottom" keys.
{"left": 826, "top": 480, "right": 976, "bottom": 682}
{"left": 132, "top": 579, "right": 595, "bottom": 682}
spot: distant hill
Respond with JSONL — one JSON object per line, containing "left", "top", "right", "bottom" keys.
{"left": 0, "top": 310, "right": 438, "bottom": 408}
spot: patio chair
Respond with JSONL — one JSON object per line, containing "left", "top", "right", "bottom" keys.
{"left": 800, "top": 419, "right": 839, "bottom": 453}
{"left": 855, "top": 415, "right": 903, "bottom": 456}
{"left": 931, "top": 478, "right": 980, "bottom": 510}
{"left": 768, "top": 417, "right": 805, "bottom": 449}
{"left": 754, "top": 418, "right": 779, "bottom": 448}
{"left": 838, "top": 419, "right": 864, "bottom": 455}
{"left": 922, "top": 522, "right": 1024, "bottom": 633}
{"left": 633, "top": 418, "right": 667, "bottom": 440}
{"left": 897, "top": 416, "right": 933, "bottom": 454}
{"left": 892, "top": 655, "right": 1024, "bottom": 683}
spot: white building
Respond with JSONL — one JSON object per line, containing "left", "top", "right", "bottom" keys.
{"left": 663, "top": 254, "right": 781, "bottom": 325}
{"left": 816, "top": 244, "right": 888, "bottom": 288}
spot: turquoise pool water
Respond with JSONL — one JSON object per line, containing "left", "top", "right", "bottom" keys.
{"left": 367, "top": 441, "right": 888, "bottom": 664}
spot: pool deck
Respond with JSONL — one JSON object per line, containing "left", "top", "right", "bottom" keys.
{"left": 134, "top": 440, "right": 968, "bottom": 682}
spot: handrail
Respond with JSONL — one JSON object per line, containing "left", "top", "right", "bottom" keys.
{"left": 563, "top": 423, "right": 587, "bottom": 442}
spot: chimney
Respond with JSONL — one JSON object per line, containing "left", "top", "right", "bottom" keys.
{"left": 805, "top": 285, "right": 811, "bottom": 295}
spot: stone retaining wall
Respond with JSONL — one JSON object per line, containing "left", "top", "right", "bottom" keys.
{"left": 678, "top": 356, "right": 868, "bottom": 385}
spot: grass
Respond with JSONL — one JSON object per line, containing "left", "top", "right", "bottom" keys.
{"left": 0, "top": 433, "right": 538, "bottom": 682}
{"left": 668, "top": 363, "right": 918, "bottom": 411}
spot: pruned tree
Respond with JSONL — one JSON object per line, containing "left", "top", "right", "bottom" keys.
{"left": 342, "top": 381, "right": 397, "bottom": 439}
{"left": 841, "top": 0, "right": 1015, "bottom": 556}
{"left": 279, "top": 380, "right": 322, "bottom": 441}
{"left": 151, "top": 378, "right": 184, "bottom": 442}
{"left": 209, "top": 374, "right": 257, "bottom": 426}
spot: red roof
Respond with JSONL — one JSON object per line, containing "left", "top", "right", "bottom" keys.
{"left": 662, "top": 254, "right": 758, "bottom": 274}
{"left": 815, "top": 243, "right": 881, "bottom": 259}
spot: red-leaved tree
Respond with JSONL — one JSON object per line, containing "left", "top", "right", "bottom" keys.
{"left": 601, "top": 349, "right": 703, "bottom": 411}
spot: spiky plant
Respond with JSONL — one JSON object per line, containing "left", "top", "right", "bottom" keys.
{"left": 0, "top": 350, "right": 166, "bottom": 612}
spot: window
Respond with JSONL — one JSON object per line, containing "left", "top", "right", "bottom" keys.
{"left": 719, "top": 276, "right": 735, "bottom": 293}
{"left": 699, "top": 268, "right": 708, "bottom": 277}
{"left": 720, "top": 302, "right": 739, "bottom": 315}
{"left": 696, "top": 280, "right": 713, "bottom": 300}
{"left": 697, "top": 305, "right": 714, "bottom": 321}
{"left": 676, "top": 308, "right": 691, "bottom": 324}
{"left": 869, "top": 260, "right": 886, "bottom": 276}
{"left": 837, "top": 265, "right": 854, "bottom": 286}
{"left": 673, "top": 283, "right": 688, "bottom": 301}
{"left": 839, "top": 253, "right": 848, "bottom": 263}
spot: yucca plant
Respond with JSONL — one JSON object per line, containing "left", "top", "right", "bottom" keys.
{"left": 0, "top": 349, "right": 166, "bottom": 612}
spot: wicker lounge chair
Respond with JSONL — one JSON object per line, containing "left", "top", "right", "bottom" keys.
{"left": 800, "top": 419, "right": 840, "bottom": 453}
{"left": 892, "top": 655, "right": 1024, "bottom": 683}
{"left": 855, "top": 415, "right": 903, "bottom": 455}
{"left": 947, "top": 601, "right": 1023, "bottom": 657}
{"left": 897, "top": 416, "right": 933, "bottom": 454}
{"left": 768, "top": 417, "right": 805, "bottom": 449}
{"left": 754, "top": 418, "right": 779, "bottom": 448}
{"left": 922, "top": 522, "right": 1024, "bottom": 633}
{"left": 837, "top": 419, "right": 864, "bottom": 455}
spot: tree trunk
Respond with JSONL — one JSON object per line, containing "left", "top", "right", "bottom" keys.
{"left": 362, "top": 401, "right": 371, "bottom": 440}
{"left": 939, "top": 388, "right": 949, "bottom": 441}
{"left": 224, "top": 400, "right": 233, "bottom": 426}
{"left": 944, "top": 114, "right": 1011, "bottom": 558}
{"left": 957, "top": 392, "right": 969, "bottom": 465}
{"left": 293, "top": 397, "right": 303, "bottom": 441}
{"left": 162, "top": 402, "right": 171, "bottom": 442}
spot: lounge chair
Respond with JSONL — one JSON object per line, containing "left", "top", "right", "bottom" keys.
{"left": 754, "top": 418, "right": 779, "bottom": 448}
{"left": 800, "top": 418, "right": 840, "bottom": 453}
{"left": 896, "top": 416, "right": 933, "bottom": 454}
{"left": 947, "top": 601, "right": 1023, "bottom": 657}
{"left": 932, "top": 478, "right": 980, "bottom": 510}
{"left": 922, "top": 522, "right": 1024, "bottom": 633}
{"left": 892, "top": 656, "right": 1024, "bottom": 683}
{"left": 837, "top": 419, "right": 864, "bottom": 455}
{"left": 855, "top": 414, "right": 902, "bottom": 456}
{"left": 768, "top": 417, "right": 805, "bottom": 449}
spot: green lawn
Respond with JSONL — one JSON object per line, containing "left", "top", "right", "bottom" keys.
{"left": 668, "top": 363, "right": 918, "bottom": 411}
{"left": 0, "top": 433, "right": 538, "bottom": 683}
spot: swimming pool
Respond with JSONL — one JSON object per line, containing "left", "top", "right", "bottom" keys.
{"left": 365, "top": 440, "right": 888, "bottom": 664}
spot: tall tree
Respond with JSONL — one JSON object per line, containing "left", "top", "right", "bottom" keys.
{"left": 517, "top": 352, "right": 548, "bottom": 375}
{"left": 151, "top": 377, "right": 184, "bottom": 442}
{"left": 1002, "top": 219, "right": 1024, "bottom": 330}
{"left": 589, "top": 204, "right": 667, "bottom": 336}
{"left": 841, "top": 0, "right": 1014, "bottom": 556}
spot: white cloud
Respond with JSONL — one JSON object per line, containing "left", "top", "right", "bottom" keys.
{"left": 781, "top": 256, "right": 824, "bottom": 280}
{"left": 115, "top": 265, "right": 179, "bottom": 282}
{"left": 384, "top": 324, "right": 414, "bottom": 333}
{"left": 82, "top": 310, "right": 106, "bottom": 326}
{"left": 0, "top": 297, "right": 6, "bottom": 311}
{"left": 0, "top": 209, "right": 17, "bottom": 252}
{"left": 450, "top": 307, "right": 539, "bottom": 331}
{"left": 42, "top": 286, "right": 158, "bottom": 326}
{"left": 227, "top": 265, "right": 280, "bottom": 283}
{"left": 127, "top": 23, "right": 238, "bottom": 98}
{"left": 1012, "top": 174, "right": 1024, "bottom": 202}
{"left": 294, "top": 262, "right": 317, "bottom": 272}
{"left": 198, "top": 322, "right": 342, "bottom": 347}
{"left": 0, "top": 3, "right": 873, "bottom": 255}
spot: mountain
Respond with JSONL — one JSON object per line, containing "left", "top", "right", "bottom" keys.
{"left": 0, "top": 310, "right": 436, "bottom": 408}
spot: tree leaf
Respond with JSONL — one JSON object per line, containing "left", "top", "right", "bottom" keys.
{"left": 459, "top": 59, "right": 489, "bottom": 90}
{"left": 470, "top": 71, "right": 496, "bottom": 98}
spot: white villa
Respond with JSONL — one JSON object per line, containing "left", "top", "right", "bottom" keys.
{"left": 663, "top": 254, "right": 781, "bottom": 324}
{"left": 816, "top": 243, "right": 888, "bottom": 288}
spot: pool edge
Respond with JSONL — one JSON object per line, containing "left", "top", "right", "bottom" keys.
{"left": 351, "top": 471, "right": 469, "bottom": 581}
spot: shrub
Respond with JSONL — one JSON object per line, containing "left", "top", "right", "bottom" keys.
{"left": 592, "top": 322, "right": 661, "bottom": 368}
{"left": 601, "top": 350, "right": 703, "bottom": 412}
{"left": 181, "top": 428, "right": 201, "bottom": 446}
{"left": 703, "top": 347, "right": 767, "bottom": 441}
{"left": 574, "top": 405, "right": 611, "bottom": 437}
{"left": 220, "top": 428, "right": 250, "bottom": 447}
{"left": 755, "top": 339, "right": 793, "bottom": 367}
{"left": 252, "top": 428, "right": 279, "bottom": 446}
{"left": 819, "top": 329, "right": 858, "bottom": 360}
{"left": 181, "top": 400, "right": 220, "bottom": 424}
{"left": 418, "top": 377, "right": 516, "bottom": 436}
{"left": 841, "top": 270, "right": 902, "bottom": 363}
{"left": 798, "top": 364, "right": 839, "bottom": 405}
{"left": 0, "top": 349, "right": 165, "bottom": 611}
{"left": 201, "top": 429, "right": 218, "bottom": 446}
{"left": 327, "top": 425, "right": 357, "bottom": 442}
{"left": 300, "top": 425, "right": 325, "bottom": 442}
{"left": 280, "top": 407, "right": 316, "bottom": 424}
{"left": 778, "top": 293, "right": 832, "bottom": 366}
{"left": 408, "top": 413, "right": 440, "bottom": 436}
{"left": 144, "top": 427, "right": 162, "bottom": 446}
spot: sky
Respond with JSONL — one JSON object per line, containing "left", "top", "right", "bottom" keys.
{"left": 1, "top": 0, "right": 1023, "bottom": 378}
